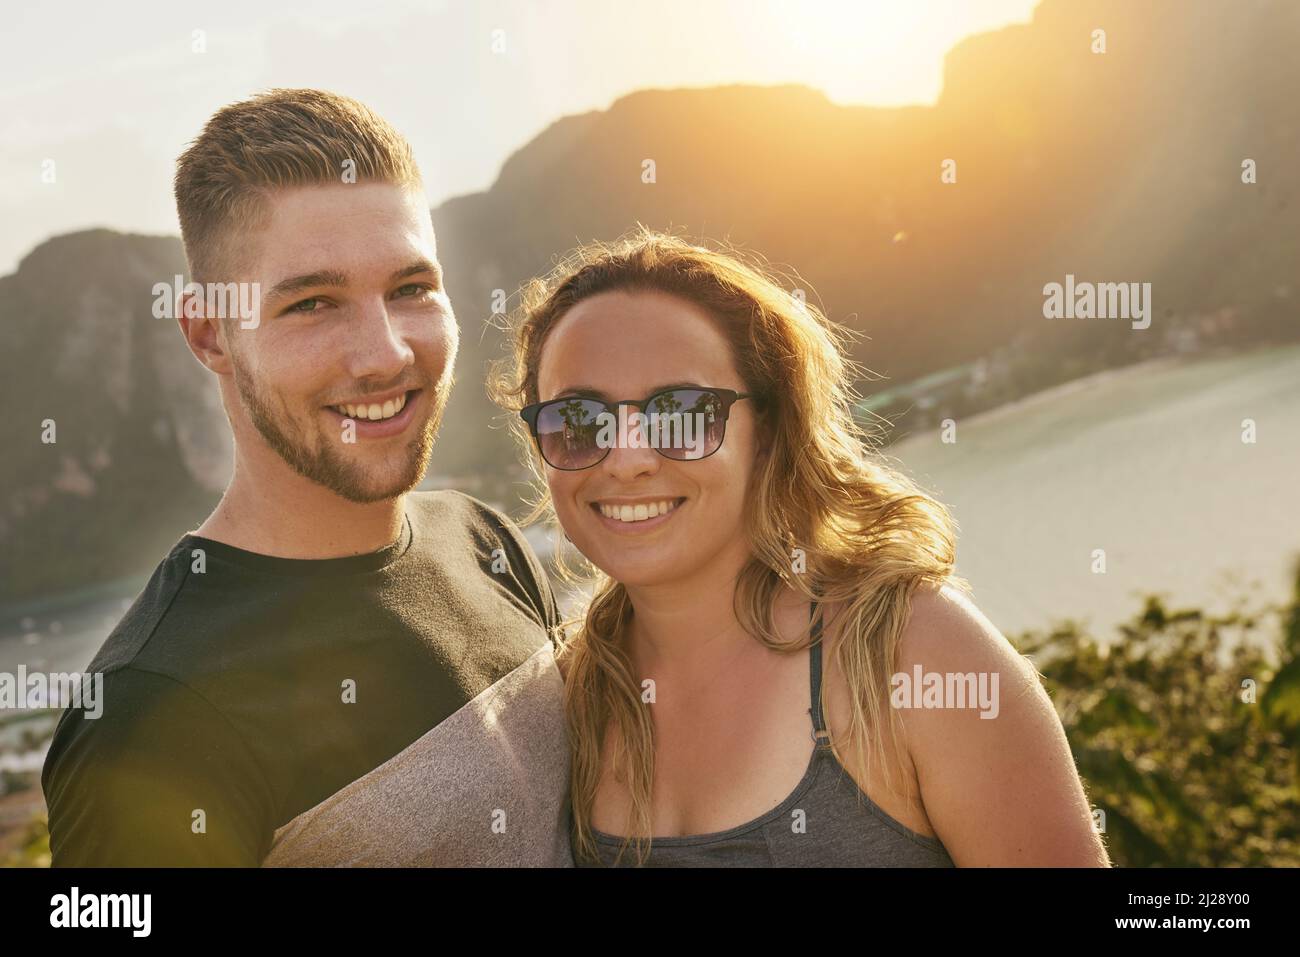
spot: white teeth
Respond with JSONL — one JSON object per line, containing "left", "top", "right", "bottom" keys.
{"left": 599, "top": 499, "right": 680, "bottom": 523}
{"left": 335, "top": 393, "right": 408, "bottom": 421}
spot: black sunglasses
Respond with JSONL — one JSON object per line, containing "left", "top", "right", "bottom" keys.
{"left": 519, "top": 387, "right": 756, "bottom": 471}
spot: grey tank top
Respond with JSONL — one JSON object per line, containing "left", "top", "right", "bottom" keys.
{"left": 580, "top": 601, "right": 956, "bottom": 867}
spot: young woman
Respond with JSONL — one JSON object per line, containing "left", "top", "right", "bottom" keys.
{"left": 489, "top": 228, "right": 1111, "bottom": 867}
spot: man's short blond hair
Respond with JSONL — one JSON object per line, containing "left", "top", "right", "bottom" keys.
{"left": 174, "top": 88, "right": 423, "bottom": 284}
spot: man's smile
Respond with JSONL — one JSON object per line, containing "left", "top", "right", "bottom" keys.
{"left": 323, "top": 387, "right": 424, "bottom": 437}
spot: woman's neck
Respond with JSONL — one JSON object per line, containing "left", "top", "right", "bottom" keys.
{"left": 621, "top": 548, "right": 805, "bottom": 679}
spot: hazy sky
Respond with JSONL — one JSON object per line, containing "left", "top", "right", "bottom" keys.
{"left": 0, "top": 0, "right": 1036, "bottom": 276}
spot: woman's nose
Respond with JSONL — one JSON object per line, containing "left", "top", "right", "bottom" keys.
{"left": 601, "top": 404, "right": 660, "bottom": 478}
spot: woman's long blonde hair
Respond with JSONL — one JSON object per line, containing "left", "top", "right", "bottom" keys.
{"left": 488, "top": 226, "right": 970, "bottom": 865}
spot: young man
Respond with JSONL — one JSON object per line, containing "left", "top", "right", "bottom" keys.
{"left": 41, "top": 89, "right": 572, "bottom": 866}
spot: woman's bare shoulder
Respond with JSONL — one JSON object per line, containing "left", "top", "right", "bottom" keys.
{"left": 895, "top": 580, "right": 1025, "bottom": 667}
{"left": 890, "top": 580, "right": 1110, "bottom": 865}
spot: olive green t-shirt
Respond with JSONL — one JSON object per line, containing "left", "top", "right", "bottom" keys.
{"left": 42, "top": 490, "right": 571, "bottom": 867}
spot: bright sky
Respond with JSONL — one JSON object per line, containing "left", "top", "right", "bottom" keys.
{"left": 0, "top": 0, "right": 1038, "bottom": 275}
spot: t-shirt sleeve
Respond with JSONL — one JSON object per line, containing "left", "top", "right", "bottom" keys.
{"left": 510, "top": 522, "right": 562, "bottom": 638}
{"left": 471, "top": 496, "right": 563, "bottom": 639}
{"left": 42, "top": 667, "right": 275, "bottom": 867}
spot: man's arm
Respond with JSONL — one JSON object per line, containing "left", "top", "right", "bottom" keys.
{"left": 43, "top": 667, "right": 275, "bottom": 866}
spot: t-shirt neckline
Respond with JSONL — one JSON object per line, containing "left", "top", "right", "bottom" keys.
{"left": 177, "top": 510, "right": 415, "bottom": 577}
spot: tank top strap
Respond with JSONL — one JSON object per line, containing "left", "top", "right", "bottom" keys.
{"left": 808, "top": 599, "right": 831, "bottom": 746}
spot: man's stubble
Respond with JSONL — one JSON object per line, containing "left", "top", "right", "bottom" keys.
{"left": 228, "top": 346, "right": 453, "bottom": 504}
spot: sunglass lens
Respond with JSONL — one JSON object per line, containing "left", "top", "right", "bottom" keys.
{"left": 649, "top": 390, "right": 726, "bottom": 461}
{"left": 536, "top": 398, "right": 608, "bottom": 469}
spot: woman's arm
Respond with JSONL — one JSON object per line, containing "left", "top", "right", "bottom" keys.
{"left": 895, "top": 583, "right": 1111, "bottom": 866}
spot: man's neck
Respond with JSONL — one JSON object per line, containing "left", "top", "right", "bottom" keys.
{"left": 194, "top": 453, "right": 408, "bottom": 560}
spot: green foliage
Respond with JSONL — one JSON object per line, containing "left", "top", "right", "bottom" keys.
{"left": 1, "top": 812, "right": 50, "bottom": 868}
{"left": 1014, "top": 557, "right": 1300, "bottom": 866}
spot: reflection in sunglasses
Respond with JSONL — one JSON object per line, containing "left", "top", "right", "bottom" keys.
{"left": 591, "top": 407, "right": 711, "bottom": 456}
{"left": 523, "top": 387, "right": 752, "bottom": 470}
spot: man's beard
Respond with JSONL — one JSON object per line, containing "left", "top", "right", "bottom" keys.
{"left": 229, "top": 352, "right": 451, "bottom": 504}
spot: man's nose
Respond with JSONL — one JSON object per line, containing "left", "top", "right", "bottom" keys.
{"left": 347, "top": 299, "right": 415, "bottom": 382}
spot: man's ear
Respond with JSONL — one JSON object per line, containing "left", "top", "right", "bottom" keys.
{"left": 177, "top": 292, "right": 234, "bottom": 375}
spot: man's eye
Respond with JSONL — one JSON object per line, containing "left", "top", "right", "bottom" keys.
{"left": 289, "top": 297, "right": 323, "bottom": 313}
{"left": 395, "top": 283, "right": 436, "bottom": 299}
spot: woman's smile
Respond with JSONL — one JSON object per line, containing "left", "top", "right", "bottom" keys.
{"left": 588, "top": 495, "right": 688, "bottom": 533}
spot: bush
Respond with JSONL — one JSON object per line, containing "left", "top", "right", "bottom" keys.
{"left": 1014, "top": 556, "right": 1300, "bottom": 866}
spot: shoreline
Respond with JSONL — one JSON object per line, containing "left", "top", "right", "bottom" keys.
{"left": 952, "top": 353, "right": 1190, "bottom": 432}
{"left": 933, "top": 341, "right": 1296, "bottom": 436}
